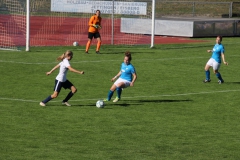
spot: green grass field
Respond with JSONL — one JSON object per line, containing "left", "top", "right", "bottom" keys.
{"left": 1, "top": 38, "right": 240, "bottom": 160}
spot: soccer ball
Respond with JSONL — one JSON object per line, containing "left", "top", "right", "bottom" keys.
{"left": 96, "top": 100, "right": 104, "bottom": 108}
{"left": 73, "top": 41, "right": 79, "bottom": 46}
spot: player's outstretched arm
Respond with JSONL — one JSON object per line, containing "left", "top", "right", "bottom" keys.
{"left": 111, "top": 71, "right": 121, "bottom": 82}
{"left": 68, "top": 66, "right": 84, "bottom": 74}
{"left": 46, "top": 64, "right": 60, "bottom": 75}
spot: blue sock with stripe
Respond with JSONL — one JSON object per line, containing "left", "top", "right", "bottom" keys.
{"left": 216, "top": 72, "right": 223, "bottom": 81}
{"left": 205, "top": 70, "right": 210, "bottom": 80}
{"left": 107, "top": 90, "right": 114, "bottom": 101}
{"left": 116, "top": 87, "right": 122, "bottom": 99}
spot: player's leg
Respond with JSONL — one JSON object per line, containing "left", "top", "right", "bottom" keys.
{"left": 113, "top": 82, "right": 125, "bottom": 102}
{"left": 217, "top": 73, "right": 224, "bottom": 84}
{"left": 86, "top": 32, "right": 93, "bottom": 53}
{"left": 62, "top": 80, "right": 76, "bottom": 106}
{"left": 40, "top": 91, "right": 59, "bottom": 106}
{"left": 40, "top": 80, "right": 62, "bottom": 106}
{"left": 204, "top": 65, "right": 211, "bottom": 82}
{"left": 214, "top": 70, "right": 224, "bottom": 83}
{"left": 104, "top": 78, "right": 127, "bottom": 102}
{"left": 96, "top": 34, "right": 101, "bottom": 54}
{"left": 113, "top": 80, "right": 132, "bottom": 103}
{"left": 104, "top": 84, "right": 116, "bottom": 101}
{"left": 213, "top": 63, "right": 224, "bottom": 84}
{"left": 203, "top": 59, "right": 213, "bottom": 83}
{"left": 113, "top": 79, "right": 131, "bottom": 102}
{"left": 86, "top": 39, "right": 92, "bottom": 53}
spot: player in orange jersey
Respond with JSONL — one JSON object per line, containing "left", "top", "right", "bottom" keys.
{"left": 85, "top": 10, "right": 102, "bottom": 54}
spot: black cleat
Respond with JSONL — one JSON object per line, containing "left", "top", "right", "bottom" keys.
{"left": 96, "top": 51, "right": 100, "bottom": 54}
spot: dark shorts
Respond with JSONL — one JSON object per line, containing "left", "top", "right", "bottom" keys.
{"left": 54, "top": 79, "right": 73, "bottom": 92}
{"left": 88, "top": 32, "right": 101, "bottom": 39}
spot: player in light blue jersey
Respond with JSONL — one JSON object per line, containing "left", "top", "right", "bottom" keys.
{"left": 203, "top": 36, "right": 228, "bottom": 84}
{"left": 104, "top": 51, "right": 137, "bottom": 102}
{"left": 40, "top": 50, "right": 84, "bottom": 107}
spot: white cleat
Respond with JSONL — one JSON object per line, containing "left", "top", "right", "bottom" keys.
{"left": 40, "top": 102, "right": 46, "bottom": 106}
{"left": 113, "top": 97, "right": 120, "bottom": 103}
{"left": 62, "top": 102, "right": 71, "bottom": 106}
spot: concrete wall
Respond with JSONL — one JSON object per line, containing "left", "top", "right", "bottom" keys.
{"left": 121, "top": 17, "right": 240, "bottom": 37}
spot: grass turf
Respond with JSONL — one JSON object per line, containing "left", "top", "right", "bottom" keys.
{"left": 1, "top": 38, "right": 240, "bottom": 159}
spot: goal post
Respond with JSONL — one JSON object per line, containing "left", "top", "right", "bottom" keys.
{"left": 151, "top": 0, "right": 155, "bottom": 48}
{"left": 26, "top": 0, "right": 30, "bottom": 51}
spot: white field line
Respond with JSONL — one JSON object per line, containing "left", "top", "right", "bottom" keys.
{"left": 0, "top": 55, "right": 240, "bottom": 65}
{"left": 1, "top": 89, "right": 240, "bottom": 103}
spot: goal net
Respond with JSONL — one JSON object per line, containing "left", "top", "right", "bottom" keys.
{"left": 0, "top": 0, "right": 153, "bottom": 50}
{"left": 0, "top": 0, "right": 27, "bottom": 50}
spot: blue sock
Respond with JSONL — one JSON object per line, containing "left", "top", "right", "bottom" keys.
{"left": 107, "top": 90, "right": 114, "bottom": 101}
{"left": 216, "top": 72, "right": 223, "bottom": 81}
{"left": 116, "top": 87, "right": 122, "bottom": 99}
{"left": 205, "top": 70, "right": 210, "bottom": 80}
{"left": 42, "top": 95, "right": 52, "bottom": 104}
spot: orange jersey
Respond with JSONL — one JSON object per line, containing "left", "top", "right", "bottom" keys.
{"left": 88, "top": 15, "right": 102, "bottom": 33}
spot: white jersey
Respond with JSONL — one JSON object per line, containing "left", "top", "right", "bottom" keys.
{"left": 56, "top": 58, "right": 70, "bottom": 82}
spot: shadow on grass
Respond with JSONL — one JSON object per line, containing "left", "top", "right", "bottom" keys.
{"left": 46, "top": 99, "right": 192, "bottom": 108}
{"left": 63, "top": 103, "right": 137, "bottom": 109}
{"left": 112, "top": 103, "right": 141, "bottom": 107}
{"left": 68, "top": 104, "right": 134, "bottom": 108}
{"left": 100, "top": 51, "right": 155, "bottom": 54}
{"left": 106, "top": 99, "right": 192, "bottom": 108}
{"left": 225, "top": 82, "right": 240, "bottom": 84}
{"left": 131, "top": 99, "right": 192, "bottom": 103}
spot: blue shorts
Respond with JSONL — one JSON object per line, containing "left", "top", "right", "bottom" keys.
{"left": 88, "top": 32, "right": 101, "bottom": 39}
{"left": 54, "top": 79, "right": 73, "bottom": 92}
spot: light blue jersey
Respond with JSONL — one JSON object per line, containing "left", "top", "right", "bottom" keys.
{"left": 211, "top": 43, "right": 224, "bottom": 63}
{"left": 119, "top": 62, "right": 136, "bottom": 82}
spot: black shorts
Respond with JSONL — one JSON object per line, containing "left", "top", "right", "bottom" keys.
{"left": 88, "top": 32, "right": 101, "bottom": 39}
{"left": 54, "top": 79, "right": 73, "bottom": 92}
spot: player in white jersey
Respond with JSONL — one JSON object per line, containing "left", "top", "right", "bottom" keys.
{"left": 40, "top": 50, "right": 84, "bottom": 106}
{"left": 203, "top": 36, "right": 228, "bottom": 84}
{"left": 104, "top": 51, "right": 137, "bottom": 102}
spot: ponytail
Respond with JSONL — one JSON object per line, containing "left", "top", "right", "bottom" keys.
{"left": 57, "top": 53, "right": 65, "bottom": 61}
{"left": 56, "top": 50, "right": 73, "bottom": 61}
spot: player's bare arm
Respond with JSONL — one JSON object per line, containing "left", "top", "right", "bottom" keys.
{"left": 111, "top": 71, "right": 121, "bottom": 82}
{"left": 221, "top": 54, "right": 228, "bottom": 65}
{"left": 130, "top": 73, "right": 137, "bottom": 86}
{"left": 46, "top": 64, "right": 60, "bottom": 75}
{"left": 68, "top": 66, "right": 84, "bottom": 74}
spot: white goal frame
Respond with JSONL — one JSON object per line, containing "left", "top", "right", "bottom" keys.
{"left": 26, "top": 0, "right": 30, "bottom": 51}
